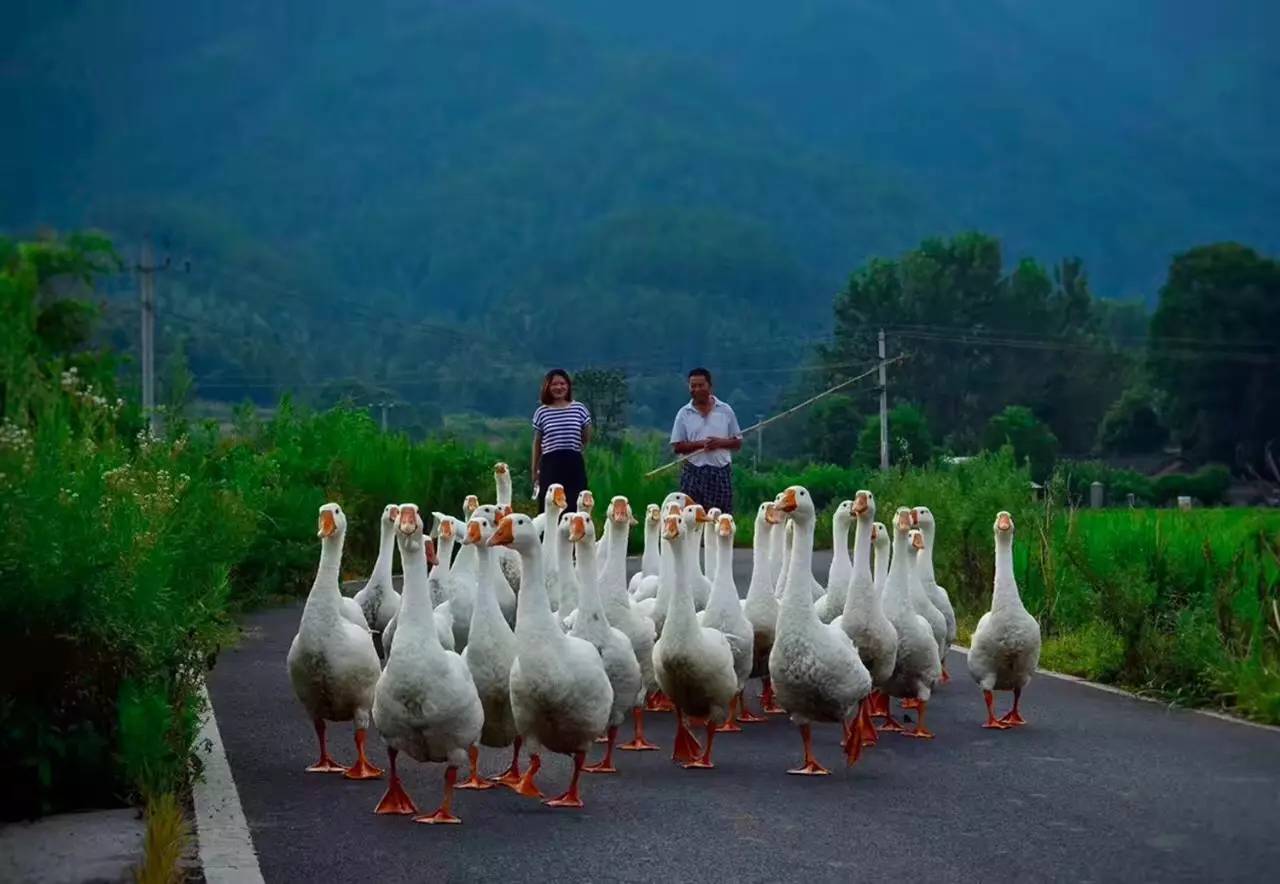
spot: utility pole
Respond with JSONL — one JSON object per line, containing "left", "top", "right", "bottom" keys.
{"left": 134, "top": 241, "right": 185, "bottom": 436}
{"left": 137, "top": 241, "right": 161, "bottom": 435}
{"left": 878, "top": 328, "right": 889, "bottom": 470}
{"left": 375, "top": 401, "right": 397, "bottom": 432}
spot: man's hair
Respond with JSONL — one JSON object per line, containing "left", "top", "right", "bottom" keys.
{"left": 687, "top": 367, "right": 713, "bottom": 385}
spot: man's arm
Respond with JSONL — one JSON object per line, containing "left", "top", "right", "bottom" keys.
{"left": 710, "top": 406, "right": 744, "bottom": 451}
{"left": 670, "top": 410, "right": 702, "bottom": 455}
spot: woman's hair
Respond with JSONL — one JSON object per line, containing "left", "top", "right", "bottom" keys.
{"left": 539, "top": 369, "right": 574, "bottom": 405}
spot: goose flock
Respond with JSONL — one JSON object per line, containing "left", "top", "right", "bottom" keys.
{"left": 287, "top": 463, "right": 1042, "bottom": 824}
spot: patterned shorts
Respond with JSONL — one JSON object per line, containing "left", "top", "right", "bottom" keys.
{"left": 680, "top": 462, "right": 734, "bottom": 514}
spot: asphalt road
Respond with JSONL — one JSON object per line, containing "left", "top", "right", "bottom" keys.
{"left": 207, "top": 551, "right": 1280, "bottom": 883}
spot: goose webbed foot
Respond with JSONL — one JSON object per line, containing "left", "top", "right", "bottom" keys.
{"left": 715, "top": 696, "right": 743, "bottom": 733}
{"left": 584, "top": 726, "right": 619, "bottom": 773}
{"left": 455, "top": 745, "right": 495, "bottom": 790}
{"left": 902, "top": 701, "right": 936, "bottom": 739}
{"left": 787, "top": 724, "right": 830, "bottom": 776}
{"left": 489, "top": 738, "right": 524, "bottom": 785}
{"left": 342, "top": 728, "right": 383, "bottom": 780}
{"left": 760, "top": 678, "right": 786, "bottom": 714}
{"left": 508, "top": 752, "right": 544, "bottom": 798}
{"left": 682, "top": 721, "right": 717, "bottom": 769}
{"left": 305, "top": 719, "right": 347, "bottom": 773}
{"left": 373, "top": 749, "right": 418, "bottom": 814}
{"left": 671, "top": 710, "right": 703, "bottom": 764}
{"left": 982, "top": 690, "right": 1010, "bottom": 729}
{"left": 544, "top": 751, "right": 586, "bottom": 808}
{"left": 618, "top": 708, "right": 660, "bottom": 751}
{"left": 413, "top": 766, "right": 461, "bottom": 825}
{"left": 646, "top": 690, "right": 676, "bottom": 713}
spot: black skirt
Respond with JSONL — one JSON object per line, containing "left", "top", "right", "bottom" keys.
{"left": 538, "top": 449, "right": 589, "bottom": 514}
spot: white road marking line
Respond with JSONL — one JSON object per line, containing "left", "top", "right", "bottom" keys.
{"left": 193, "top": 683, "right": 267, "bottom": 883}
{"left": 948, "top": 644, "right": 1280, "bottom": 734}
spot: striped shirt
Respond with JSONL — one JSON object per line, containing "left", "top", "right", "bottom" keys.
{"left": 533, "top": 402, "right": 592, "bottom": 453}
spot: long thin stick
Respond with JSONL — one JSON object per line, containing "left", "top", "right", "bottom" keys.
{"left": 644, "top": 354, "right": 908, "bottom": 477}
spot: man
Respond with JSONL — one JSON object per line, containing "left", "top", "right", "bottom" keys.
{"left": 670, "top": 368, "right": 743, "bottom": 514}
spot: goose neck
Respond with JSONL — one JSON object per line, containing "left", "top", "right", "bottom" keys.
{"left": 781, "top": 515, "right": 816, "bottom": 612}
{"left": 716, "top": 529, "right": 734, "bottom": 581}
{"left": 992, "top": 534, "right": 1021, "bottom": 610}
{"left": 917, "top": 525, "right": 937, "bottom": 584}
{"left": 574, "top": 540, "right": 607, "bottom": 625}
{"left": 885, "top": 532, "right": 912, "bottom": 608}
{"left": 832, "top": 518, "right": 850, "bottom": 560}
{"left": 603, "top": 520, "right": 630, "bottom": 599}
{"left": 470, "top": 543, "right": 503, "bottom": 622}
{"left": 398, "top": 535, "right": 436, "bottom": 634}
{"left": 515, "top": 544, "right": 561, "bottom": 639}
{"left": 844, "top": 514, "right": 878, "bottom": 618}
{"left": 664, "top": 532, "right": 698, "bottom": 636}
{"left": 306, "top": 534, "right": 345, "bottom": 617}
{"left": 372, "top": 523, "right": 395, "bottom": 580}
{"left": 641, "top": 521, "right": 660, "bottom": 571}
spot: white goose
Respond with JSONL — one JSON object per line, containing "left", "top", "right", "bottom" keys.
{"left": 627, "top": 504, "right": 663, "bottom": 598}
{"left": 492, "top": 463, "right": 522, "bottom": 593}
{"left": 353, "top": 504, "right": 402, "bottom": 636}
{"left": 287, "top": 503, "right": 383, "bottom": 779}
{"left": 769, "top": 486, "right": 872, "bottom": 774}
{"left": 540, "top": 484, "right": 568, "bottom": 613}
{"left": 427, "top": 516, "right": 464, "bottom": 609}
{"left": 914, "top": 506, "right": 957, "bottom": 681}
{"left": 632, "top": 501, "right": 680, "bottom": 636}
{"left": 702, "top": 506, "right": 723, "bottom": 585}
{"left": 768, "top": 507, "right": 788, "bottom": 594}
{"left": 566, "top": 513, "right": 644, "bottom": 773}
{"left": 906, "top": 513, "right": 948, "bottom": 682}
{"left": 653, "top": 507, "right": 738, "bottom": 768}
{"left": 872, "top": 521, "right": 890, "bottom": 599}
{"left": 457, "top": 512, "right": 520, "bottom": 790}
{"left": 968, "top": 511, "right": 1042, "bottom": 728}
{"left": 449, "top": 495, "right": 482, "bottom": 586}
{"left": 438, "top": 510, "right": 487, "bottom": 652}
{"left": 489, "top": 512, "right": 612, "bottom": 807}
{"left": 880, "top": 509, "right": 942, "bottom": 738}
{"left": 371, "top": 504, "right": 483, "bottom": 823}
{"left": 830, "top": 491, "right": 896, "bottom": 745}
{"left": 597, "top": 497, "right": 662, "bottom": 750}
{"left": 698, "top": 512, "right": 754, "bottom": 732}
{"left": 554, "top": 506, "right": 582, "bottom": 624}
{"left": 741, "top": 502, "right": 784, "bottom": 718}
{"left": 814, "top": 500, "right": 855, "bottom": 623}
{"left": 382, "top": 524, "right": 455, "bottom": 657}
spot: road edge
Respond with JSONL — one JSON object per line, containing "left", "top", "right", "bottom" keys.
{"left": 948, "top": 643, "right": 1280, "bottom": 734}
{"left": 193, "top": 683, "right": 267, "bottom": 884}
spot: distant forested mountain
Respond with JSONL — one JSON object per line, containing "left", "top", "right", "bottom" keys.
{"left": 4, "top": 0, "right": 1276, "bottom": 425}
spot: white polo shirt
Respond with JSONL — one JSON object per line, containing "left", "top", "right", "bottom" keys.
{"left": 670, "top": 397, "right": 743, "bottom": 468}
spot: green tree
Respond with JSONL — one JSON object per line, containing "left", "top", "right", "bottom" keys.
{"left": 1148, "top": 243, "right": 1280, "bottom": 466}
{"left": 983, "top": 405, "right": 1059, "bottom": 479}
{"left": 807, "top": 394, "right": 863, "bottom": 465}
{"left": 1096, "top": 385, "right": 1167, "bottom": 454}
{"left": 821, "top": 234, "right": 1130, "bottom": 455}
{"left": 575, "top": 368, "right": 629, "bottom": 446}
{"left": 856, "top": 402, "right": 933, "bottom": 468}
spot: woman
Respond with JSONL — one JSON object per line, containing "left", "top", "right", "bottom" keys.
{"left": 532, "top": 369, "right": 592, "bottom": 515}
